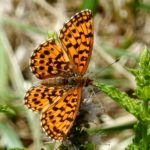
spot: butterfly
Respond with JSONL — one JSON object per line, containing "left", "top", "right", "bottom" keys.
{"left": 24, "top": 9, "right": 93, "bottom": 141}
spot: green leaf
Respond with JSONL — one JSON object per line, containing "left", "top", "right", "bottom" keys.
{"left": 82, "top": 143, "right": 96, "bottom": 150}
{"left": 47, "top": 31, "right": 58, "bottom": 40}
{"left": 126, "top": 144, "right": 139, "bottom": 150}
{"left": 81, "top": 0, "right": 98, "bottom": 15}
{"left": 0, "top": 104, "right": 15, "bottom": 115}
{"left": 135, "top": 48, "right": 150, "bottom": 101}
{"left": 93, "top": 81, "right": 142, "bottom": 118}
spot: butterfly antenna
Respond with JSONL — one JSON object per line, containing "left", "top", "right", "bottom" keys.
{"left": 103, "top": 58, "right": 120, "bottom": 71}
{"left": 88, "top": 58, "right": 120, "bottom": 79}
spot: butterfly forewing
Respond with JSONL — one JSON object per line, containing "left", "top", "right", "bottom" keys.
{"left": 30, "top": 39, "right": 73, "bottom": 79}
{"left": 41, "top": 87, "right": 82, "bottom": 140}
{"left": 59, "top": 9, "right": 93, "bottom": 75}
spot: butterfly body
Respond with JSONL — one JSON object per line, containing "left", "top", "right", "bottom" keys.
{"left": 24, "top": 9, "right": 93, "bottom": 141}
{"left": 41, "top": 76, "right": 92, "bottom": 87}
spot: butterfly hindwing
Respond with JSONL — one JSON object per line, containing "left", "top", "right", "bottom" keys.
{"left": 24, "top": 85, "right": 67, "bottom": 112}
{"left": 41, "top": 87, "right": 82, "bottom": 140}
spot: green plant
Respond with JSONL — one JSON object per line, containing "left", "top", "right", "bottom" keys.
{"left": 93, "top": 48, "right": 150, "bottom": 150}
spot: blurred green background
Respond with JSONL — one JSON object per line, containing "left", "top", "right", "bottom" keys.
{"left": 0, "top": 0, "right": 150, "bottom": 150}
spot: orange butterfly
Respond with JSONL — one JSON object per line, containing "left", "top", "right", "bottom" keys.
{"left": 24, "top": 9, "right": 93, "bottom": 141}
